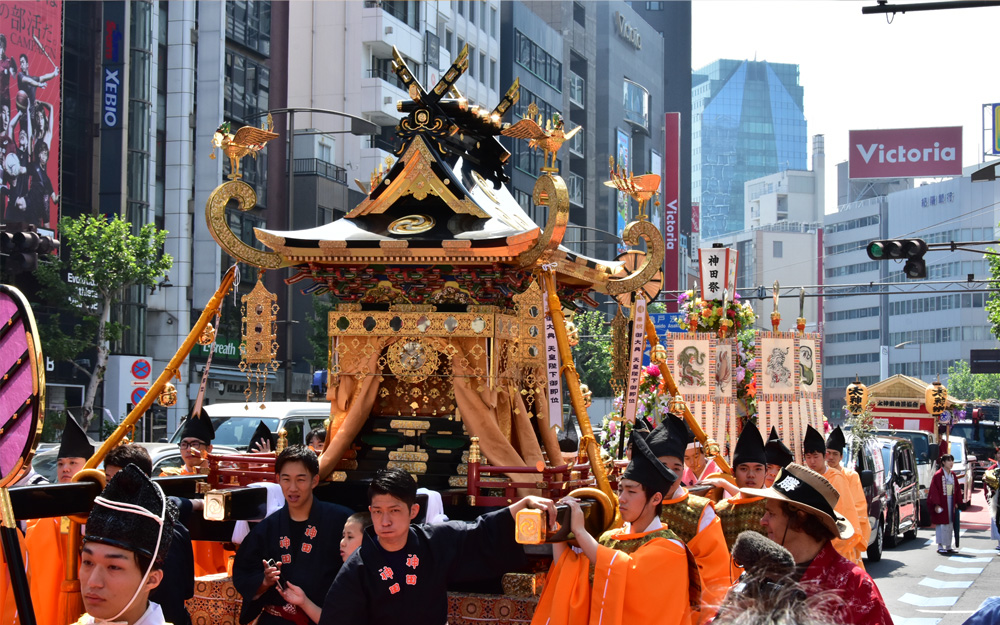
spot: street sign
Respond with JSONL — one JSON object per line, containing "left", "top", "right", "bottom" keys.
{"left": 649, "top": 312, "right": 685, "bottom": 337}
{"left": 970, "top": 349, "right": 1000, "bottom": 374}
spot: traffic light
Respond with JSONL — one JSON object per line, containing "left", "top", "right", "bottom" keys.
{"left": 1, "top": 226, "right": 59, "bottom": 274}
{"left": 866, "top": 238, "right": 928, "bottom": 279}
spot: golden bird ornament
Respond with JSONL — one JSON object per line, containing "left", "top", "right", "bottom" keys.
{"left": 501, "top": 105, "right": 580, "bottom": 173}
{"left": 210, "top": 113, "right": 280, "bottom": 180}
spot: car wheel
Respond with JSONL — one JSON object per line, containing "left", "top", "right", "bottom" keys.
{"left": 884, "top": 509, "right": 898, "bottom": 549}
{"left": 904, "top": 515, "right": 918, "bottom": 540}
{"left": 867, "top": 517, "right": 884, "bottom": 562}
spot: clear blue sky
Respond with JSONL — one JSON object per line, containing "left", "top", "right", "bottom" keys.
{"left": 692, "top": 0, "right": 1000, "bottom": 212}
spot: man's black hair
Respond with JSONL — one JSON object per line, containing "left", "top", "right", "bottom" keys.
{"left": 368, "top": 468, "right": 417, "bottom": 507}
{"left": 275, "top": 445, "right": 319, "bottom": 477}
{"left": 307, "top": 427, "right": 326, "bottom": 444}
{"left": 18, "top": 53, "right": 27, "bottom": 63}
{"left": 105, "top": 444, "right": 153, "bottom": 477}
{"left": 0, "top": 34, "right": 6, "bottom": 49}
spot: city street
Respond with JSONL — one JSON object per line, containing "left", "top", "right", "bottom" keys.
{"left": 868, "top": 488, "right": 998, "bottom": 625}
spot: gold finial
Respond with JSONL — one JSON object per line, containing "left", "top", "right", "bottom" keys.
{"left": 604, "top": 155, "right": 660, "bottom": 221}
{"left": 210, "top": 117, "right": 280, "bottom": 180}
{"left": 501, "top": 104, "right": 580, "bottom": 174}
{"left": 276, "top": 429, "right": 288, "bottom": 453}
{"left": 468, "top": 436, "right": 481, "bottom": 464}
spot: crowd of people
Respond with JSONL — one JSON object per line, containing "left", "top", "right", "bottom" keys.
{"left": 0, "top": 32, "right": 59, "bottom": 229}
{"left": 14, "top": 408, "right": 1000, "bottom": 625}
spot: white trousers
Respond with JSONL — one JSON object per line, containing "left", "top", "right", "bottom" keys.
{"left": 936, "top": 494, "right": 954, "bottom": 549}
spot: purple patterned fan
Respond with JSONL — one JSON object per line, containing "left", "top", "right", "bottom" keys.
{"left": 0, "top": 284, "right": 44, "bottom": 488}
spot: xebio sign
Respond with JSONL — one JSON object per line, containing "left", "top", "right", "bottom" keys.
{"left": 849, "top": 126, "right": 962, "bottom": 179}
{"left": 103, "top": 19, "right": 124, "bottom": 128}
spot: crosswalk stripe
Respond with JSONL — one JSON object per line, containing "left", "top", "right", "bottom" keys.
{"left": 889, "top": 616, "right": 941, "bottom": 625}
{"left": 899, "top": 593, "right": 959, "bottom": 607}
{"left": 919, "top": 578, "right": 973, "bottom": 589}
{"left": 934, "top": 565, "right": 985, "bottom": 575}
{"left": 947, "top": 556, "right": 992, "bottom": 563}
{"left": 959, "top": 547, "right": 998, "bottom": 554}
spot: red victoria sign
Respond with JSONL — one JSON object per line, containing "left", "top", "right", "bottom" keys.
{"left": 849, "top": 126, "right": 962, "bottom": 179}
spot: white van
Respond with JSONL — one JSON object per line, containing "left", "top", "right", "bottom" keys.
{"left": 168, "top": 402, "right": 332, "bottom": 450}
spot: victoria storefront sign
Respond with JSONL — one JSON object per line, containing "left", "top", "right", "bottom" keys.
{"left": 848, "top": 126, "right": 962, "bottom": 179}
{"left": 613, "top": 11, "right": 641, "bottom": 49}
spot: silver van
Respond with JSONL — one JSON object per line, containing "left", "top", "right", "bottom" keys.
{"left": 169, "top": 402, "right": 332, "bottom": 450}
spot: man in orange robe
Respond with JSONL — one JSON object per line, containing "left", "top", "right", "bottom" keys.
{"left": 825, "top": 427, "right": 870, "bottom": 568}
{"left": 168, "top": 410, "right": 233, "bottom": 576}
{"left": 23, "top": 415, "right": 93, "bottom": 625}
{"left": 645, "top": 415, "right": 731, "bottom": 612}
{"left": 531, "top": 432, "right": 695, "bottom": 625}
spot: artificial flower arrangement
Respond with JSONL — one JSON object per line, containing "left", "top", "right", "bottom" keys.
{"left": 598, "top": 364, "right": 667, "bottom": 458}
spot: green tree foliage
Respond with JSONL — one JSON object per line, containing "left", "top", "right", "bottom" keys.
{"left": 945, "top": 359, "right": 1000, "bottom": 401}
{"left": 571, "top": 310, "right": 613, "bottom": 397}
{"left": 35, "top": 214, "right": 172, "bottom": 426}
{"left": 987, "top": 252, "right": 1000, "bottom": 340}
{"left": 306, "top": 294, "right": 337, "bottom": 371}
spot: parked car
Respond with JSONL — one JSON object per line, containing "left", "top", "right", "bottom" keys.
{"left": 877, "top": 436, "right": 920, "bottom": 547}
{"left": 948, "top": 420, "right": 1000, "bottom": 484}
{"left": 168, "top": 402, "right": 332, "bottom": 450}
{"left": 874, "top": 428, "right": 938, "bottom": 526}
{"left": 24, "top": 441, "right": 240, "bottom": 483}
{"left": 947, "top": 436, "right": 975, "bottom": 509}
{"left": 841, "top": 434, "right": 888, "bottom": 562}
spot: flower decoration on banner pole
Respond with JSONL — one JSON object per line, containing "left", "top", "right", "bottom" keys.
{"left": 845, "top": 375, "right": 869, "bottom": 416}
{"left": 770, "top": 280, "right": 781, "bottom": 332}
{"left": 677, "top": 285, "right": 757, "bottom": 419}
{"left": 598, "top": 363, "right": 668, "bottom": 458}
{"left": 796, "top": 287, "right": 807, "bottom": 335}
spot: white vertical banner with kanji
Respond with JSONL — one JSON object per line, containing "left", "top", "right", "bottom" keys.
{"left": 698, "top": 247, "right": 739, "bottom": 301}
{"left": 622, "top": 297, "right": 648, "bottom": 424}
{"left": 542, "top": 294, "right": 563, "bottom": 429}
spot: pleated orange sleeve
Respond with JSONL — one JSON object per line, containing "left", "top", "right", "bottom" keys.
{"left": 24, "top": 518, "right": 66, "bottom": 625}
{"left": 589, "top": 537, "right": 693, "bottom": 625}
{"left": 529, "top": 549, "right": 592, "bottom": 625}
{"left": 686, "top": 513, "right": 732, "bottom": 615}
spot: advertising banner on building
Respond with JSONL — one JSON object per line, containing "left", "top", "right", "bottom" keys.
{"left": 0, "top": 1, "right": 63, "bottom": 235}
{"left": 99, "top": 1, "right": 126, "bottom": 216}
{"left": 615, "top": 128, "right": 630, "bottom": 254}
{"left": 663, "top": 113, "right": 680, "bottom": 311}
{"left": 849, "top": 126, "right": 962, "bottom": 179}
{"left": 989, "top": 103, "right": 1000, "bottom": 157}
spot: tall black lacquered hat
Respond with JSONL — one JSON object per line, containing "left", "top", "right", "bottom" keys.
{"left": 623, "top": 430, "right": 678, "bottom": 497}
{"left": 765, "top": 426, "right": 794, "bottom": 468}
{"left": 58, "top": 414, "right": 95, "bottom": 460}
{"left": 732, "top": 423, "right": 767, "bottom": 467}
{"left": 84, "top": 464, "right": 176, "bottom": 564}
{"left": 178, "top": 409, "right": 215, "bottom": 443}
{"left": 247, "top": 420, "right": 273, "bottom": 449}
{"left": 803, "top": 425, "right": 826, "bottom": 455}
{"left": 644, "top": 413, "right": 691, "bottom": 460}
{"left": 826, "top": 426, "right": 847, "bottom": 455}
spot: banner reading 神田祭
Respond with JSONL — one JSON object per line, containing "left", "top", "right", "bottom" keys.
{"left": 0, "top": 1, "right": 63, "bottom": 236}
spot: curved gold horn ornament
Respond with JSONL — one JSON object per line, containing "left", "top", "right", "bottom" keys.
{"left": 603, "top": 219, "right": 664, "bottom": 296}
{"left": 516, "top": 173, "right": 569, "bottom": 268}
{"left": 206, "top": 179, "right": 284, "bottom": 269}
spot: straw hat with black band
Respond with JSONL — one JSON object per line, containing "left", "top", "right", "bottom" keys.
{"left": 741, "top": 463, "right": 854, "bottom": 541}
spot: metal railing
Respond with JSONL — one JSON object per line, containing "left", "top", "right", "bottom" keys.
{"left": 368, "top": 67, "right": 405, "bottom": 91}
{"left": 293, "top": 158, "right": 347, "bottom": 185}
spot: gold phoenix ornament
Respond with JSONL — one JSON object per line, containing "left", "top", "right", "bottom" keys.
{"left": 210, "top": 113, "right": 280, "bottom": 180}
{"left": 240, "top": 274, "right": 280, "bottom": 408}
{"left": 501, "top": 103, "right": 580, "bottom": 173}
{"left": 604, "top": 156, "right": 661, "bottom": 221}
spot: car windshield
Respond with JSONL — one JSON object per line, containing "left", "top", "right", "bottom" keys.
{"left": 949, "top": 424, "right": 1000, "bottom": 447}
{"left": 169, "top": 417, "right": 281, "bottom": 447}
{"left": 880, "top": 446, "right": 891, "bottom": 472}
{"left": 874, "top": 431, "right": 932, "bottom": 463}
{"left": 949, "top": 441, "right": 965, "bottom": 463}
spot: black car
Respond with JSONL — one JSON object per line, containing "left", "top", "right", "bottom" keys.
{"left": 842, "top": 434, "right": 888, "bottom": 562}
{"left": 877, "top": 436, "right": 920, "bottom": 548}
{"left": 948, "top": 420, "right": 1000, "bottom": 484}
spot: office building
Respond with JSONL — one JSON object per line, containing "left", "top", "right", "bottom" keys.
{"left": 822, "top": 170, "right": 1000, "bottom": 416}
{"left": 692, "top": 59, "right": 807, "bottom": 240}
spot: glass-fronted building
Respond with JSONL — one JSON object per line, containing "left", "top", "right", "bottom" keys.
{"left": 692, "top": 59, "right": 807, "bottom": 239}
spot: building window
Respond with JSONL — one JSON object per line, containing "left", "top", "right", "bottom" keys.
{"left": 226, "top": 0, "right": 271, "bottom": 56}
{"left": 458, "top": 37, "right": 465, "bottom": 55}
{"left": 490, "top": 59, "right": 497, "bottom": 90}
{"left": 382, "top": 1, "right": 420, "bottom": 30}
{"left": 514, "top": 30, "right": 562, "bottom": 91}
{"left": 646, "top": 1, "right": 664, "bottom": 9}
{"left": 445, "top": 29, "right": 453, "bottom": 53}
{"left": 491, "top": 6, "right": 498, "bottom": 38}
{"left": 573, "top": 2, "right": 585, "bottom": 26}
{"left": 457, "top": 0, "right": 463, "bottom": 16}
{"left": 773, "top": 240, "right": 783, "bottom": 258}
{"left": 468, "top": 0, "right": 475, "bottom": 23}
{"left": 623, "top": 79, "right": 649, "bottom": 130}
{"left": 480, "top": 52, "right": 486, "bottom": 86}
{"left": 468, "top": 45, "right": 476, "bottom": 78}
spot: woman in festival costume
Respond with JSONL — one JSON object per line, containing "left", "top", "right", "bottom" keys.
{"left": 75, "top": 464, "right": 177, "bottom": 625}
{"left": 644, "top": 414, "right": 731, "bottom": 613}
{"left": 764, "top": 426, "right": 794, "bottom": 488}
{"left": 531, "top": 431, "right": 696, "bottom": 625}
{"left": 928, "top": 453, "right": 960, "bottom": 554}
{"left": 742, "top": 464, "right": 892, "bottom": 625}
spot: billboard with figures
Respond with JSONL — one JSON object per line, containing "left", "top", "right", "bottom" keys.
{"left": 0, "top": 1, "right": 62, "bottom": 236}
